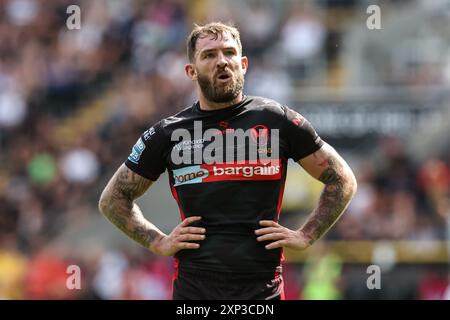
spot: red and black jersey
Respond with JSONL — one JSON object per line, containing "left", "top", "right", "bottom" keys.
{"left": 125, "top": 95, "right": 323, "bottom": 274}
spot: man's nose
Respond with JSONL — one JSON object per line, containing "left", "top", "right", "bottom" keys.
{"left": 216, "top": 52, "right": 228, "bottom": 68}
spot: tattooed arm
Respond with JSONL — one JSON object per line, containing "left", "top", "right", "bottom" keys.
{"left": 255, "top": 142, "right": 357, "bottom": 250}
{"left": 297, "top": 142, "right": 357, "bottom": 244}
{"left": 98, "top": 164, "right": 205, "bottom": 256}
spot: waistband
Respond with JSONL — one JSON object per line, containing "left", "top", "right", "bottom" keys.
{"left": 176, "top": 265, "right": 282, "bottom": 283}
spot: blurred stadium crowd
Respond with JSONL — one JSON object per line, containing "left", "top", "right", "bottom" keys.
{"left": 1, "top": 0, "right": 450, "bottom": 299}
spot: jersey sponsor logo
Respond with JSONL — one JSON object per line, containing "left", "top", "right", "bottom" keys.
{"left": 173, "top": 160, "right": 282, "bottom": 186}
{"left": 128, "top": 138, "right": 146, "bottom": 164}
{"left": 173, "top": 166, "right": 210, "bottom": 186}
{"left": 173, "top": 138, "right": 205, "bottom": 151}
{"left": 171, "top": 121, "right": 279, "bottom": 165}
{"left": 143, "top": 127, "right": 156, "bottom": 141}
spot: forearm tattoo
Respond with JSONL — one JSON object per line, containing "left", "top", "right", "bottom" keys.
{"left": 301, "top": 153, "right": 355, "bottom": 244}
{"left": 99, "top": 165, "right": 161, "bottom": 249}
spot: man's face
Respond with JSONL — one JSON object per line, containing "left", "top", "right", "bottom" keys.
{"left": 187, "top": 32, "right": 248, "bottom": 103}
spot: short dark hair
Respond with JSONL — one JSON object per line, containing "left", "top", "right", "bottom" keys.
{"left": 186, "top": 22, "right": 242, "bottom": 62}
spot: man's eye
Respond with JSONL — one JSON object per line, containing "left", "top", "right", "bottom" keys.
{"left": 225, "top": 51, "right": 235, "bottom": 56}
{"left": 204, "top": 53, "right": 214, "bottom": 59}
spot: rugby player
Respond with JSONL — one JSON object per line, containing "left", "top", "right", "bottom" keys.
{"left": 99, "top": 22, "right": 357, "bottom": 300}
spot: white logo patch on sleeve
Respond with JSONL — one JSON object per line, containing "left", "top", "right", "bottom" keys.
{"left": 128, "top": 138, "right": 146, "bottom": 164}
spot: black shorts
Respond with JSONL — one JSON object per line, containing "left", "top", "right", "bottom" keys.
{"left": 172, "top": 268, "right": 284, "bottom": 300}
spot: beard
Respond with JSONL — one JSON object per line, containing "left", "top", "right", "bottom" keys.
{"left": 197, "top": 69, "right": 244, "bottom": 103}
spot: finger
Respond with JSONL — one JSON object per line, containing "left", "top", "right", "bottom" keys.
{"left": 181, "top": 216, "right": 202, "bottom": 226}
{"left": 255, "top": 227, "right": 280, "bottom": 235}
{"left": 177, "top": 242, "right": 200, "bottom": 250}
{"left": 265, "top": 240, "right": 287, "bottom": 250}
{"left": 180, "top": 227, "right": 206, "bottom": 234}
{"left": 257, "top": 233, "right": 285, "bottom": 242}
{"left": 259, "top": 220, "right": 278, "bottom": 227}
{"left": 178, "top": 234, "right": 206, "bottom": 242}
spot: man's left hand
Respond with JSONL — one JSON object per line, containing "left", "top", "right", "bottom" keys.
{"left": 255, "top": 220, "right": 312, "bottom": 250}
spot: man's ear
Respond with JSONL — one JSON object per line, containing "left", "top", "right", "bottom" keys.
{"left": 185, "top": 64, "right": 197, "bottom": 81}
{"left": 241, "top": 56, "right": 248, "bottom": 75}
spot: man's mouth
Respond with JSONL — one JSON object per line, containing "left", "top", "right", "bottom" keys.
{"left": 216, "top": 72, "right": 232, "bottom": 81}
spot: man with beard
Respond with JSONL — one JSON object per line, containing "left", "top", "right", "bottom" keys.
{"left": 99, "top": 22, "right": 357, "bottom": 300}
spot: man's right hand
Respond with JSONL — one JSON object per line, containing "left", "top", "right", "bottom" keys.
{"left": 150, "top": 216, "right": 206, "bottom": 256}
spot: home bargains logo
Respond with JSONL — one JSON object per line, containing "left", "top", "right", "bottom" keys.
{"left": 172, "top": 160, "right": 282, "bottom": 187}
